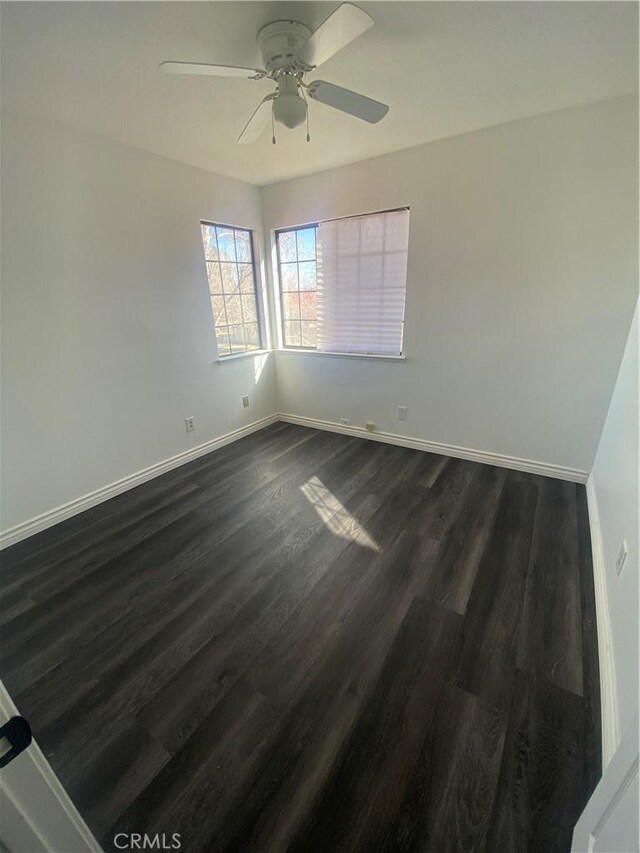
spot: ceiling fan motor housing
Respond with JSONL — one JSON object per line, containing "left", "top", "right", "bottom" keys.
{"left": 257, "top": 21, "right": 312, "bottom": 73}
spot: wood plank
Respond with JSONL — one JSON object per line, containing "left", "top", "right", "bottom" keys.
{"left": 456, "top": 478, "right": 538, "bottom": 709}
{"left": 286, "top": 597, "right": 464, "bottom": 853}
{"left": 27, "top": 482, "right": 205, "bottom": 603}
{"left": 246, "top": 481, "right": 435, "bottom": 710}
{"left": 424, "top": 464, "right": 506, "bottom": 614}
{"left": 517, "top": 479, "right": 583, "bottom": 696}
{"left": 414, "top": 457, "right": 478, "bottom": 541}
{"left": 417, "top": 453, "right": 449, "bottom": 488}
{"left": 204, "top": 534, "right": 431, "bottom": 853}
{"left": 486, "top": 670, "right": 588, "bottom": 853}
{"left": 380, "top": 684, "right": 507, "bottom": 853}
{"left": 105, "top": 680, "right": 278, "bottom": 852}
{"left": 65, "top": 721, "right": 171, "bottom": 840}
{"left": 0, "top": 481, "right": 201, "bottom": 596}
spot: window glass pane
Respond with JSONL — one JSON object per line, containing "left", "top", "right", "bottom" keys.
{"left": 201, "top": 225, "right": 218, "bottom": 260}
{"left": 278, "top": 230, "right": 297, "bottom": 263}
{"left": 211, "top": 295, "right": 227, "bottom": 327}
{"left": 220, "top": 263, "right": 239, "bottom": 294}
{"left": 228, "top": 324, "right": 246, "bottom": 352}
{"left": 207, "top": 262, "right": 223, "bottom": 294}
{"left": 299, "top": 291, "right": 317, "bottom": 320}
{"left": 284, "top": 321, "right": 301, "bottom": 347}
{"left": 280, "top": 264, "right": 299, "bottom": 292}
{"left": 244, "top": 323, "right": 259, "bottom": 348}
{"left": 238, "top": 264, "right": 255, "bottom": 294}
{"left": 216, "top": 227, "right": 236, "bottom": 262}
{"left": 282, "top": 292, "right": 300, "bottom": 320}
{"left": 277, "top": 227, "right": 318, "bottom": 348}
{"left": 301, "top": 321, "right": 317, "bottom": 348}
{"left": 298, "top": 261, "right": 317, "bottom": 291}
{"left": 215, "top": 330, "right": 231, "bottom": 357}
{"left": 241, "top": 294, "right": 257, "bottom": 323}
{"left": 235, "top": 230, "right": 252, "bottom": 263}
{"left": 296, "top": 228, "right": 316, "bottom": 261}
{"left": 224, "top": 294, "right": 242, "bottom": 325}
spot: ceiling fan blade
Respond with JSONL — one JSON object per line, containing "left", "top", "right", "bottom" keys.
{"left": 297, "top": 3, "right": 373, "bottom": 69}
{"left": 307, "top": 80, "right": 388, "bottom": 124}
{"left": 159, "top": 61, "right": 265, "bottom": 79}
{"left": 237, "top": 95, "right": 275, "bottom": 144}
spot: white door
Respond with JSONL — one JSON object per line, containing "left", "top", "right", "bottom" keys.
{"left": 572, "top": 714, "right": 639, "bottom": 853}
{"left": 0, "top": 679, "right": 100, "bottom": 852}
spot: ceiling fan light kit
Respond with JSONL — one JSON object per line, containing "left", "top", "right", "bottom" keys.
{"left": 159, "top": 3, "right": 389, "bottom": 145}
{"left": 272, "top": 75, "right": 307, "bottom": 130}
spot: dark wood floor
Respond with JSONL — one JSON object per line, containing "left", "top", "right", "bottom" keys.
{"left": 0, "top": 423, "right": 600, "bottom": 852}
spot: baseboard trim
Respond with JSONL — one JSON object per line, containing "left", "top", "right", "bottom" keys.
{"left": 585, "top": 475, "right": 620, "bottom": 769}
{"left": 278, "top": 413, "right": 588, "bottom": 483}
{"left": 0, "top": 412, "right": 589, "bottom": 550}
{"left": 0, "top": 414, "right": 279, "bottom": 550}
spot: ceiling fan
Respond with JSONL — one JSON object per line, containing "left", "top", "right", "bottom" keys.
{"left": 159, "top": 3, "right": 388, "bottom": 144}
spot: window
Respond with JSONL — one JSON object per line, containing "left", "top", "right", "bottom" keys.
{"left": 276, "top": 226, "right": 318, "bottom": 349}
{"left": 276, "top": 208, "right": 409, "bottom": 356}
{"left": 200, "top": 222, "right": 262, "bottom": 357}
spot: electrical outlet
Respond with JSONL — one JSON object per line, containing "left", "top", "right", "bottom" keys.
{"left": 185, "top": 416, "right": 196, "bottom": 433}
{"left": 365, "top": 421, "right": 376, "bottom": 432}
{"left": 615, "top": 539, "right": 629, "bottom": 576}
{"left": 242, "top": 395, "right": 250, "bottom": 409}
{"left": 397, "top": 406, "right": 408, "bottom": 421}
{"left": 340, "top": 417, "right": 351, "bottom": 426}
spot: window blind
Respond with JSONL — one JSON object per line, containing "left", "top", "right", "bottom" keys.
{"left": 316, "top": 208, "right": 409, "bottom": 356}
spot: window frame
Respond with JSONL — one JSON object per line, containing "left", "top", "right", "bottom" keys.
{"left": 274, "top": 206, "right": 410, "bottom": 357}
{"left": 200, "top": 220, "right": 264, "bottom": 359}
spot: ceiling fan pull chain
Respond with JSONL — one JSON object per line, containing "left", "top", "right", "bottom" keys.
{"left": 271, "top": 101, "right": 276, "bottom": 145}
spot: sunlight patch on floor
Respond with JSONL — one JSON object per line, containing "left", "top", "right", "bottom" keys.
{"left": 300, "top": 476, "right": 379, "bottom": 551}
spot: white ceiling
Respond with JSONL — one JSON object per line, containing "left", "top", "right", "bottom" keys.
{"left": 2, "top": 2, "right": 637, "bottom": 186}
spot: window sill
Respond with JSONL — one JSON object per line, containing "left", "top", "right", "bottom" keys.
{"left": 216, "top": 349, "right": 271, "bottom": 365}
{"left": 276, "top": 349, "right": 406, "bottom": 362}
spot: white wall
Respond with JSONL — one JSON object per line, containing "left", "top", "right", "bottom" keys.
{"left": 1, "top": 113, "right": 278, "bottom": 532}
{"left": 2, "top": 98, "right": 637, "bottom": 536}
{"left": 261, "top": 97, "right": 638, "bottom": 474}
{"left": 590, "top": 303, "right": 639, "bottom": 744}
